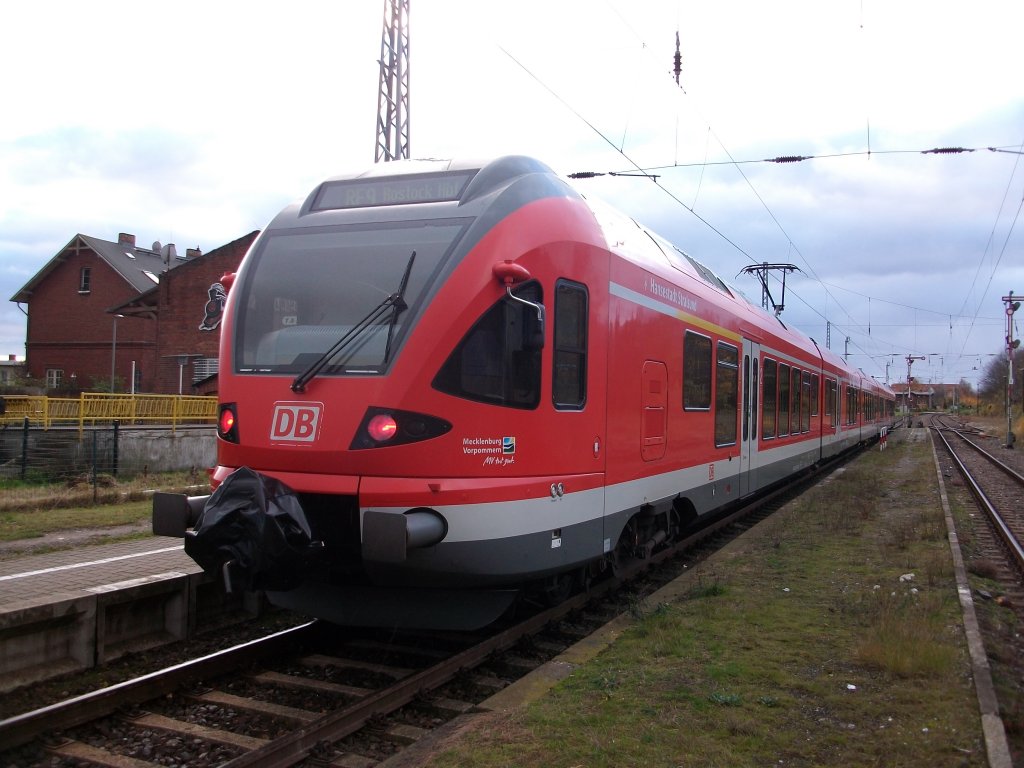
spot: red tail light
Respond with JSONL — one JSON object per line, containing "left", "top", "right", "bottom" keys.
{"left": 218, "top": 403, "right": 239, "bottom": 443}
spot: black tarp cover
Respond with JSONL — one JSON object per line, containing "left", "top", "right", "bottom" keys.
{"left": 184, "top": 467, "right": 315, "bottom": 591}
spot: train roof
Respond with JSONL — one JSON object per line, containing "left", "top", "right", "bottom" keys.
{"left": 265, "top": 155, "right": 893, "bottom": 396}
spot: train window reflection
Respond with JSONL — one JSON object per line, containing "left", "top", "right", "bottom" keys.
{"left": 683, "top": 331, "right": 712, "bottom": 410}
{"left": 553, "top": 280, "right": 588, "bottom": 410}
{"left": 778, "top": 363, "right": 791, "bottom": 436}
{"left": 235, "top": 220, "right": 467, "bottom": 374}
{"left": 715, "top": 342, "right": 739, "bottom": 447}
{"left": 762, "top": 358, "right": 777, "bottom": 439}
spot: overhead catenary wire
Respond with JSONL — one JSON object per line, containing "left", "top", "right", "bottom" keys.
{"left": 500, "top": 6, "right": 1020, "bottom": 381}
{"left": 953, "top": 134, "right": 1024, "bottom": 364}
{"left": 572, "top": 144, "right": 1015, "bottom": 174}
{"left": 502, "top": 42, "right": 926, "bottom": 375}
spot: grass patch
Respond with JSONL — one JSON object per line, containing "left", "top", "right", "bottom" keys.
{"left": 853, "top": 590, "right": 960, "bottom": 677}
{"left": 0, "top": 470, "right": 202, "bottom": 543}
{"left": 0, "top": 470, "right": 203, "bottom": 513}
{"left": 0, "top": 500, "right": 153, "bottom": 542}
{"left": 428, "top": 436, "right": 986, "bottom": 768}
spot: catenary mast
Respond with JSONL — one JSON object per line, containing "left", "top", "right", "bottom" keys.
{"left": 375, "top": 0, "right": 411, "bottom": 162}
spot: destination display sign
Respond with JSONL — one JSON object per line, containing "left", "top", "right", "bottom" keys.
{"left": 312, "top": 171, "right": 476, "bottom": 211}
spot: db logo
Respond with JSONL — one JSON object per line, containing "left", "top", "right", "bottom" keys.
{"left": 270, "top": 401, "right": 323, "bottom": 443}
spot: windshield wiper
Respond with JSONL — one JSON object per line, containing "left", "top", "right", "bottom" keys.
{"left": 290, "top": 251, "right": 417, "bottom": 393}
{"left": 383, "top": 250, "right": 416, "bottom": 363}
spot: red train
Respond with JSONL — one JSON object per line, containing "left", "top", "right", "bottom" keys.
{"left": 154, "top": 155, "right": 896, "bottom": 629}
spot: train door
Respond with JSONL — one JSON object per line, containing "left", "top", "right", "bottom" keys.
{"left": 740, "top": 339, "right": 760, "bottom": 496}
{"left": 550, "top": 275, "right": 606, "bottom": 467}
{"left": 547, "top": 264, "right": 608, "bottom": 566}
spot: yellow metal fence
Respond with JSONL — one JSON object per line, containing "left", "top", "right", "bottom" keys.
{"left": 0, "top": 393, "right": 217, "bottom": 435}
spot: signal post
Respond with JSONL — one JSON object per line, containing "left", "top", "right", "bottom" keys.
{"left": 1005, "top": 292, "right": 1021, "bottom": 449}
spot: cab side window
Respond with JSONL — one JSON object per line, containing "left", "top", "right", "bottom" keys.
{"left": 433, "top": 282, "right": 543, "bottom": 409}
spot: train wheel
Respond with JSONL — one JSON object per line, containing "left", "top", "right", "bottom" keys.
{"left": 609, "top": 526, "right": 638, "bottom": 578}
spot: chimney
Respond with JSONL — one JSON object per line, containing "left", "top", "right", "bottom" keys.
{"left": 118, "top": 233, "right": 136, "bottom": 249}
{"left": 186, "top": 247, "right": 202, "bottom": 259}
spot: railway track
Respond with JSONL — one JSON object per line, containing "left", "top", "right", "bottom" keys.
{"left": 931, "top": 414, "right": 1024, "bottom": 576}
{"left": 0, "top": 453, "right": 856, "bottom": 768}
{"left": 928, "top": 413, "right": 1024, "bottom": 763}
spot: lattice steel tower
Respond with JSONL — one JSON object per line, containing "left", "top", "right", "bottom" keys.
{"left": 375, "top": 0, "right": 410, "bottom": 162}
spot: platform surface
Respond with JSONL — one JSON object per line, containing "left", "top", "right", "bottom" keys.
{"left": 0, "top": 537, "right": 199, "bottom": 607}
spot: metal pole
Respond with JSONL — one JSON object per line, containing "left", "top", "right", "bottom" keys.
{"left": 112, "top": 420, "right": 120, "bottom": 477}
{"left": 92, "top": 428, "right": 98, "bottom": 502}
{"left": 20, "top": 417, "right": 28, "bottom": 481}
{"left": 110, "top": 316, "right": 117, "bottom": 393}
{"left": 905, "top": 355, "right": 925, "bottom": 427}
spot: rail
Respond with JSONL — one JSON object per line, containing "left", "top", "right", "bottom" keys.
{"left": 933, "top": 426, "right": 1024, "bottom": 575}
{"left": 0, "top": 393, "right": 217, "bottom": 435}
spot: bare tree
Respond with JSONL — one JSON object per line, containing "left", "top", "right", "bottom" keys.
{"left": 978, "top": 355, "right": 1008, "bottom": 404}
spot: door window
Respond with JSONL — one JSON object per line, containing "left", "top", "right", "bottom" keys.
{"left": 553, "top": 280, "right": 588, "bottom": 409}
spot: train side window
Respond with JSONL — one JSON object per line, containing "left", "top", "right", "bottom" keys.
{"left": 826, "top": 378, "right": 837, "bottom": 428}
{"left": 810, "top": 374, "right": 820, "bottom": 418}
{"left": 798, "top": 370, "right": 806, "bottom": 434}
{"left": 715, "top": 341, "right": 739, "bottom": 447}
{"left": 683, "top": 331, "right": 712, "bottom": 410}
{"left": 791, "top": 367, "right": 801, "bottom": 434}
{"left": 553, "top": 280, "right": 588, "bottom": 410}
{"left": 778, "top": 363, "right": 790, "bottom": 436}
{"left": 742, "top": 354, "right": 750, "bottom": 442}
{"left": 762, "top": 358, "right": 777, "bottom": 438}
{"left": 751, "top": 358, "right": 759, "bottom": 440}
{"left": 432, "top": 281, "right": 542, "bottom": 409}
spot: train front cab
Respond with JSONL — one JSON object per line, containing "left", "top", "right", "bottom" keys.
{"left": 313, "top": 207, "right": 616, "bottom": 617}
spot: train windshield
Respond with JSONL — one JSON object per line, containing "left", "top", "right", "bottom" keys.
{"left": 234, "top": 219, "right": 469, "bottom": 375}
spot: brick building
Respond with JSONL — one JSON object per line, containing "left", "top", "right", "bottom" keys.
{"left": 10, "top": 230, "right": 258, "bottom": 395}
{"left": 114, "top": 231, "right": 258, "bottom": 394}
{"left": 11, "top": 233, "right": 167, "bottom": 392}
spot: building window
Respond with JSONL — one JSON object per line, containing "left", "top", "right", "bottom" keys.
{"left": 683, "top": 331, "right": 712, "bottom": 410}
{"left": 193, "top": 358, "right": 219, "bottom": 383}
{"left": 79, "top": 267, "right": 91, "bottom": 294}
{"left": 552, "top": 280, "right": 588, "bottom": 409}
{"left": 45, "top": 368, "right": 63, "bottom": 388}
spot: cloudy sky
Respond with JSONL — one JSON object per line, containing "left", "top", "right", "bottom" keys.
{"left": 2, "top": 0, "right": 1022, "bottom": 389}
